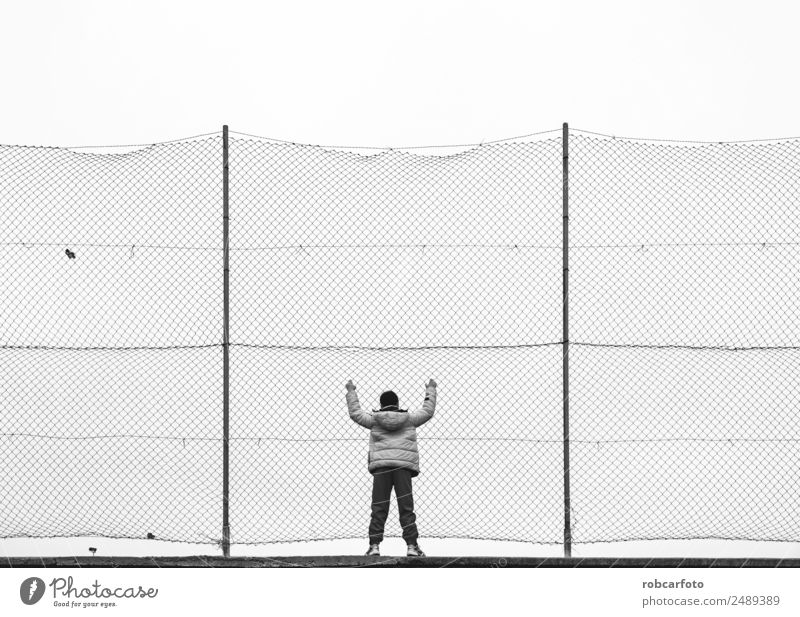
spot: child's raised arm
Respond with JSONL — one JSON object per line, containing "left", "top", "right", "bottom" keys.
{"left": 345, "top": 380, "right": 374, "bottom": 428}
{"left": 409, "top": 379, "right": 437, "bottom": 427}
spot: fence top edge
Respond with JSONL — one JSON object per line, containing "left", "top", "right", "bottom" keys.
{"left": 4, "top": 126, "right": 800, "bottom": 152}
{"left": 0, "top": 131, "right": 222, "bottom": 152}
{"left": 0, "top": 129, "right": 564, "bottom": 154}
{"left": 226, "top": 128, "right": 563, "bottom": 151}
{"left": 570, "top": 127, "right": 800, "bottom": 145}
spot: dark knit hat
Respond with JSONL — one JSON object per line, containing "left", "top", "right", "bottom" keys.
{"left": 379, "top": 390, "right": 399, "bottom": 408}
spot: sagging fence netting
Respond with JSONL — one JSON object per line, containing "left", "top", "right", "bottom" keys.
{"left": 0, "top": 128, "right": 798, "bottom": 548}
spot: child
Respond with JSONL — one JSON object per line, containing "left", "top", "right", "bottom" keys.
{"left": 346, "top": 378, "right": 437, "bottom": 557}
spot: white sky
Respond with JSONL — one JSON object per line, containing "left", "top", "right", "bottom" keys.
{"left": 1, "top": 0, "right": 799, "bottom": 147}
{"left": 2, "top": 0, "right": 800, "bottom": 560}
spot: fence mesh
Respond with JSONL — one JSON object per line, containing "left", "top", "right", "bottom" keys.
{"left": 569, "top": 131, "right": 800, "bottom": 543}
{"left": 1, "top": 128, "right": 799, "bottom": 548}
{"left": 0, "top": 137, "right": 223, "bottom": 544}
{"left": 227, "top": 134, "right": 564, "bottom": 543}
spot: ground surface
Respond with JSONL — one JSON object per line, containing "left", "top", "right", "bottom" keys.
{"left": 3, "top": 556, "right": 800, "bottom": 568}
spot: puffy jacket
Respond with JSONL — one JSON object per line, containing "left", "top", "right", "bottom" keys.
{"left": 347, "top": 385, "right": 437, "bottom": 477}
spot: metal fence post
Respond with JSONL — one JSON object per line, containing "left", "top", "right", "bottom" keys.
{"left": 562, "top": 122, "right": 572, "bottom": 558}
{"left": 222, "top": 125, "right": 231, "bottom": 558}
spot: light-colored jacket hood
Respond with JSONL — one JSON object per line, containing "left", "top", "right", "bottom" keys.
{"left": 372, "top": 409, "right": 410, "bottom": 432}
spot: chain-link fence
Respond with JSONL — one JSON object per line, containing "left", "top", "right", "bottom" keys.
{"left": 0, "top": 135, "right": 224, "bottom": 544}
{"left": 1, "top": 127, "right": 798, "bottom": 550}
{"left": 569, "top": 131, "right": 800, "bottom": 544}
{"left": 227, "top": 133, "right": 564, "bottom": 545}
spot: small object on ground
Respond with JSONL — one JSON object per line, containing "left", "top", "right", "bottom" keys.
{"left": 146, "top": 533, "right": 155, "bottom": 540}
{"left": 406, "top": 543, "right": 426, "bottom": 557}
{"left": 65, "top": 249, "right": 76, "bottom": 259}
{"left": 89, "top": 547, "right": 97, "bottom": 556}
{"left": 365, "top": 543, "right": 380, "bottom": 556}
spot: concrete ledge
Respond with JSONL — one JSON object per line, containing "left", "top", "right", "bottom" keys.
{"left": 3, "top": 556, "right": 800, "bottom": 568}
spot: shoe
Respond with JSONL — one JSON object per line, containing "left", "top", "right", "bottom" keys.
{"left": 365, "top": 543, "right": 380, "bottom": 556}
{"left": 406, "top": 543, "right": 426, "bottom": 557}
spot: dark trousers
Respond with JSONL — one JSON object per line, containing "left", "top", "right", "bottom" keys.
{"left": 368, "top": 467, "right": 418, "bottom": 545}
